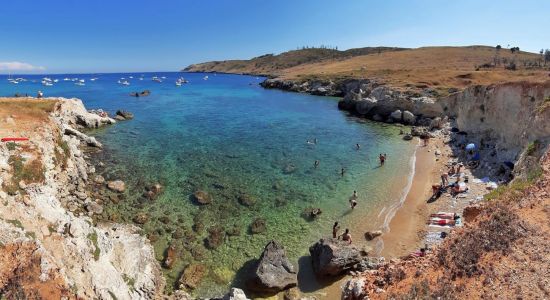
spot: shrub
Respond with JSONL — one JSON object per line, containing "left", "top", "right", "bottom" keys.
{"left": 87, "top": 231, "right": 101, "bottom": 261}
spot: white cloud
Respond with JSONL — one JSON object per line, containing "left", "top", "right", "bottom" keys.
{"left": 0, "top": 61, "right": 46, "bottom": 72}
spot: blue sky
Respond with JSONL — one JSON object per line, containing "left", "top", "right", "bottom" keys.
{"left": 1, "top": 0, "right": 549, "bottom": 74}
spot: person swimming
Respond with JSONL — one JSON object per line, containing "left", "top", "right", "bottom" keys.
{"left": 356, "top": 143, "right": 360, "bottom": 150}
{"left": 332, "top": 222, "right": 340, "bottom": 238}
{"left": 341, "top": 167, "right": 345, "bottom": 177}
{"left": 314, "top": 160, "right": 320, "bottom": 169}
{"left": 341, "top": 228, "right": 352, "bottom": 244}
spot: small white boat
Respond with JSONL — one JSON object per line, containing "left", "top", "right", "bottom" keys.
{"left": 8, "top": 79, "right": 19, "bottom": 84}
{"left": 53, "top": 79, "right": 59, "bottom": 83}
{"left": 139, "top": 77, "right": 144, "bottom": 81}
{"left": 161, "top": 76, "right": 166, "bottom": 79}
{"left": 153, "top": 78, "right": 162, "bottom": 83}
{"left": 75, "top": 82, "right": 85, "bottom": 86}
{"left": 175, "top": 82, "right": 182, "bottom": 86}
{"left": 63, "top": 78, "right": 70, "bottom": 81}
{"left": 90, "top": 78, "right": 98, "bottom": 81}
{"left": 42, "top": 81, "right": 53, "bottom": 86}
{"left": 129, "top": 76, "right": 133, "bottom": 79}
{"left": 121, "top": 80, "right": 130, "bottom": 86}
{"left": 203, "top": 75, "right": 209, "bottom": 80}
{"left": 79, "top": 79, "right": 85, "bottom": 83}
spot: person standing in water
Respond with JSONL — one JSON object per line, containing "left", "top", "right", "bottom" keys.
{"left": 341, "top": 229, "right": 352, "bottom": 244}
{"left": 314, "top": 160, "right": 320, "bottom": 169}
{"left": 349, "top": 190, "right": 358, "bottom": 209}
{"left": 332, "top": 222, "right": 340, "bottom": 238}
{"left": 341, "top": 167, "right": 345, "bottom": 177}
{"left": 379, "top": 153, "right": 386, "bottom": 166}
{"left": 356, "top": 143, "right": 361, "bottom": 150}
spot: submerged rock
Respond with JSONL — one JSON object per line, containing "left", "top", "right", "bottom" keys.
{"left": 133, "top": 212, "right": 149, "bottom": 224}
{"left": 192, "top": 190, "right": 212, "bottom": 205}
{"left": 250, "top": 218, "right": 267, "bottom": 234}
{"left": 107, "top": 180, "right": 126, "bottom": 193}
{"left": 205, "top": 225, "right": 225, "bottom": 249}
{"left": 364, "top": 230, "right": 383, "bottom": 241}
{"left": 178, "top": 264, "right": 207, "bottom": 290}
{"left": 238, "top": 193, "right": 257, "bottom": 207}
{"left": 163, "top": 243, "right": 178, "bottom": 269}
{"left": 248, "top": 240, "right": 298, "bottom": 293}
{"left": 115, "top": 110, "right": 134, "bottom": 120}
{"left": 309, "top": 238, "right": 365, "bottom": 276}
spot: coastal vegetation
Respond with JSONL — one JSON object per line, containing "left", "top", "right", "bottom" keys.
{"left": 185, "top": 45, "right": 549, "bottom": 94}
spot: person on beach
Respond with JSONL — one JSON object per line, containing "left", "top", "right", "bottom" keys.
{"left": 332, "top": 222, "right": 340, "bottom": 238}
{"left": 423, "top": 135, "right": 430, "bottom": 146}
{"left": 341, "top": 229, "right": 352, "bottom": 244}
{"left": 314, "top": 160, "right": 320, "bottom": 169}
{"left": 431, "top": 184, "right": 442, "bottom": 198}
{"left": 448, "top": 164, "right": 456, "bottom": 176}
{"left": 356, "top": 143, "right": 361, "bottom": 150}
{"left": 341, "top": 167, "right": 345, "bottom": 177}
{"left": 427, "top": 219, "right": 456, "bottom": 226}
{"left": 441, "top": 173, "right": 449, "bottom": 186}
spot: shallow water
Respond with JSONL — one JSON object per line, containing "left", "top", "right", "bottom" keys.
{"left": 0, "top": 73, "right": 416, "bottom": 296}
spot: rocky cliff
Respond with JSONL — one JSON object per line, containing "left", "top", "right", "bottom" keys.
{"left": 0, "top": 98, "right": 165, "bottom": 299}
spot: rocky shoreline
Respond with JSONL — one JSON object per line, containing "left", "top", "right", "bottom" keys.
{"left": 2, "top": 74, "right": 549, "bottom": 299}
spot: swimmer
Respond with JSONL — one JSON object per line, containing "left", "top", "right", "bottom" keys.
{"left": 341, "top": 167, "right": 345, "bottom": 177}
{"left": 356, "top": 143, "right": 360, "bottom": 150}
{"left": 314, "top": 160, "right": 320, "bottom": 169}
{"left": 332, "top": 222, "right": 340, "bottom": 238}
{"left": 340, "top": 228, "right": 352, "bottom": 244}
{"left": 349, "top": 198, "right": 358, "bottom": 209}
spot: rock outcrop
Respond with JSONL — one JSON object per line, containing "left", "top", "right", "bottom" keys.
{"left": 309, "top": 238, "right": 365, "bottom": 276}
{"left": 247, "top": 240, "right": 297, "bottom": 293}
{"left": 0, "top": 97, "right": 164, "bottom": 299}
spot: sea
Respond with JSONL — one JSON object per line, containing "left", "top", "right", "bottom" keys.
{"left": 0, "top": 72, "right": 417, "bottom": 297}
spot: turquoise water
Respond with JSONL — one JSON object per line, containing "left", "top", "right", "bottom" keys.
{"left": 1, "top": 73, "right": 416, "bottom": 296}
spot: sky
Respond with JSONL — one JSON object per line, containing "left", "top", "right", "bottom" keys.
{"left": 1, "top": 0, "right": 549, "bottom": 74}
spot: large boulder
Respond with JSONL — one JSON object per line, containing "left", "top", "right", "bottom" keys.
{"left": 222, "top": 288, "right": 250, "bottom": 300}
{"left": 107, "top": 180, "right": 126, "bottom": 193}
{"left": 116, "top": 110, "right": 134, "bottom": 120}
{"left": 309, "top": 238, "right": 365, "bottom": 276}
{"left": 429, "top": 117, "right": 443, "bottom": 130}
{"left": 248, "top": 241, "right": 297, "bottom": 293}
{"left": 402, "top": 110, "right": 416, "bottom": 124}
{"left": 390, "top": 110, "right": 402, "bottom": 121}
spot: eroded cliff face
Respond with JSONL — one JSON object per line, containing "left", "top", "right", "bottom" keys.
{"left": 442, "top": 82, "right": 550, "bottom": 162}
{"left": 0, "top": 98, "right": 165, "bottom": 299}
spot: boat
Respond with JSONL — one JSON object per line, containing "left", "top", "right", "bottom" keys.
{"left": 121, "top": 80, "right": 130, "bottom": 86}
{"left": 152, "top": 77, "right": 162, "bottom": 83}
{"left": 203, "top": 75, "right": 209, "bottom": 80}
{"left": 90, "top": 78, "right": 98, "bottom": 81}
{"left": 129, "top": 76, "right": 133, "bottom": 79}
{"left": 63, "top": 78, "right": 70, "bottom": 81}
{"left": 79, "top": 79, "right": 85, "bottom": 83}
{"left": 175, "top": 82, "right": 182, "bottom": 86}
{"left": 75, "top": 82, "right": 85, "bottom": 86}
{"left": 53, "top": 79, "right": 59, "bottom": 83}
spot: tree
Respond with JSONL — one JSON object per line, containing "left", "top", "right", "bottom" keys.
{"left": 496, "top": 45, "right": 502, "bottom": 50}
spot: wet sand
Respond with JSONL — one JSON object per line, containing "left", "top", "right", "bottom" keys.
{"left": 300, "top": 137, "right": 448, "bottom": 299}
{"left": 379, "top": 138, "right": 443, "bottom": 258}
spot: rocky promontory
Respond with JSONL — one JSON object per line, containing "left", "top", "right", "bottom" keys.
{"left": 0, "top": 97, "right": 164, "bottom": 299}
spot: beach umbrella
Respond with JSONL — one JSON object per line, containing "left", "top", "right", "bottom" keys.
{"left": 465, "top": 143, "right": 476, "bottom": 150}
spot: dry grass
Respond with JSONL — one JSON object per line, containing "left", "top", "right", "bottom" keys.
{"left": 2, "top": 155, "right": 45, "bottom": 195}
{"left": 186, "top": 46, "right": 550, "bottom": 94}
